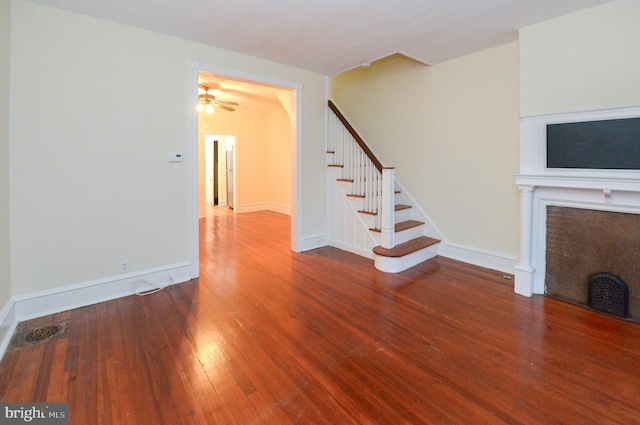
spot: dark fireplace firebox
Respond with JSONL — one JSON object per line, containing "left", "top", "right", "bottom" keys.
{"left": 545, "top": 206, "right": 640, "bottom": 320}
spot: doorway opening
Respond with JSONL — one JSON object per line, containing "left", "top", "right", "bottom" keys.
{"left": 189, "top": 62, "right": 302, "bottom": 278}
{"left": 203, "top": 134, "right": 235, "bottom": 219}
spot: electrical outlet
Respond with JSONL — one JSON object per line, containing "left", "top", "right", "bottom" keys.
{"left": 120, "top": 260, "right": 128, "bottom": 274}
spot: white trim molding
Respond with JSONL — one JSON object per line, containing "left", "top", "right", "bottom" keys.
{"left": 0, "top": 298, "right": 17, "bottom": 361}
{"left": 299, "top": 234, "right": 330, "bottom": 252}
{"left": 13, "top": 262, "right": 192, "bottom": 321}
{"left": 515, "top": 105, "right": 640, "bottom": 297}
{"left": 234, "top": 203, "right": 291, "bottom": 215}
{"left": 438, "top": 243, "right": 518, "bottom": 276}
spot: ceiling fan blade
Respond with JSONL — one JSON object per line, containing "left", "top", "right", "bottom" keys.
{"left": 199, "top": 94, "right": 215, "bottom": 101}
{"left": 218, "top": 105, "right": 235, "bottom": 112}
{"left": 216, "top": 100, "right": 240, "bottom": 106}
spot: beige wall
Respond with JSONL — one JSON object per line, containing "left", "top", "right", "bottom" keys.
{"left": 520, "top": 0, "right": 640, "bottom": 116}
{"left": 266, "top": 107, "right": 292, "bottom": 211}
{"left": 197, "top": 105, "right": 291, "bottom": 213}
{"left": 0, "top": 0, "right": 10, "bottom": 309}
{"left": 332, "top": 43, "right": 520, "bottom": 260}
{"left": 9, "top": 0, "right": 327, "bottom": 295}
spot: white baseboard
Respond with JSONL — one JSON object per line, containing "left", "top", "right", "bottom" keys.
{"left": 438, "top": 242, "right": 518, "bottom": 274}
{"left": 299, "top": 234, "right": 330, "bottom": 252}
{"left": 235, "top": 203, "right": 291, "bottom": 215}
{"left": 328, "top": 240, "right": 375, "bottom": 260}
{"left": 267, "top": 203, "right": 291, "bottom": 216}
{"left": 0, "top": 298, "right": 18, "bottom": 362}
{"left": 12, "top": 262, "right": 193, "bottom": 322}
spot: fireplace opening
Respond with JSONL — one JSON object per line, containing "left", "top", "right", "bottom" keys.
{"left": 545, "top": 206, "right": 640, "bottom": 320}
{"left": 588, "top": 273, "right": 629, "bottom": 318}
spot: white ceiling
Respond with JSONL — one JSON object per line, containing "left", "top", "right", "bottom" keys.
{"left": 26, "top": 0, "right": 613, "bottom": 76}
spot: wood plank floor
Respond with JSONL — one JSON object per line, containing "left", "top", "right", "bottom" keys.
{"left": 1, "top": 209, "right": 640, "bottom": 424}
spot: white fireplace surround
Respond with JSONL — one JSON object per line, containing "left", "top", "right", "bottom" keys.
{"left": 514, "top": 105, "right": 640, "bottom": 297}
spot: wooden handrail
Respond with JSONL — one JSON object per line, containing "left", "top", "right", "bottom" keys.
{"left": 328, "top": 100, "right": 383, "bottom": 172}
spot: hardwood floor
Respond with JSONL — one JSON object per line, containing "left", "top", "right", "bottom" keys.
{"left": 1, "top": 209, "right": 640, "bottom": 424}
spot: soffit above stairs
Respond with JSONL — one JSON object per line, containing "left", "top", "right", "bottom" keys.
{"left": 26, "top": 0, "right": 613, "bottom": 75}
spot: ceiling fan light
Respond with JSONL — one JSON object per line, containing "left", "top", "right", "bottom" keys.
{"left": 197, "top": 103, "right": 205, "bottom": 112}
{"left": 205, "top": 104, "right": 214, "bottom": 114}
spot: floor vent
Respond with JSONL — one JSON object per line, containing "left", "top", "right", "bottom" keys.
{"left": 8, "top": 319, "right": 70, "bottom": 351}
{"left": 588, "top": 273, "right": 629, "bottom": 318}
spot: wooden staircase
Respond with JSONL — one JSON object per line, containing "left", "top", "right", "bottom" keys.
{"left": 327, "top": 100, "right": 441, "bottom": 273}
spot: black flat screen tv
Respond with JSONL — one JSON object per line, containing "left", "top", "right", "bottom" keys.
{"left": 546, "top": 117, "right": 640, "bottom": 170}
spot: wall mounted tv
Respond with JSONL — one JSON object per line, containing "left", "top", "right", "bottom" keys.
{"left": 546, "top": 117, "right": 640, "bottom": 170}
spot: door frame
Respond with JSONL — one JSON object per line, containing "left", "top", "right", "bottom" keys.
{"left": 187, "top": 61, "right": 303, "bottom": 278}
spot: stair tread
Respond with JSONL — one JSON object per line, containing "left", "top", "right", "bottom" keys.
{"left": 370, "top": 220, "right": 424, "bottom": 233}
{"left": 395, "top": 219, "right": 423, "bottom": 231}
{"left": 373, "top": 236, "right": 440, "bottom": 258}
{"left": 358, "top": 204, "right": 412, "bottom": 216}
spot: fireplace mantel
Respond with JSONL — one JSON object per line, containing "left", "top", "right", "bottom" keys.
{"left": 514, "top": 106, "right": 640, "bottom": 297}
{"left": 515, "top": 174, "right": 640, "bottom": 192}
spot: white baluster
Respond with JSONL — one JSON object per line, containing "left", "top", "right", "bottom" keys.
{"left": 376, "top": 169, "right": 381, "bottom": 222}
{"left": 354, "top": 147, "right": 359, "bottom": 193}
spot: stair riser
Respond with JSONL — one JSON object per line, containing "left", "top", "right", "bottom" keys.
{"left": 394, "top": 226, "right": 424, "bottom": 245}
{"left": 328, "top": 166, "right": 344, "bottom": 179}
{"left": 374, "top": 244, "right": 439, "bottom": 273}
{"left": 359, "top": 214, "right": 377, "bottom": 230}
{"left": 395, "top": 207, "right": 412, "bottom": 223}
{"left": 346, "top": 196, "right": 364, "bottom": 211}
{"left": 394, "top": 191, "right": 411, "bottom": 205}
{"left": 369, "top": 225, "right": 424, "bottom": 246}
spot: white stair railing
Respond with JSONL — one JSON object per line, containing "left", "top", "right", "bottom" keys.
{"left": 328, "top": 101, "right": 394, "bottom": 246}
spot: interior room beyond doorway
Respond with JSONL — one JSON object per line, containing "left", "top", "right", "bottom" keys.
{"left": 196, "top": 71, "right": 295, "bottom": 221}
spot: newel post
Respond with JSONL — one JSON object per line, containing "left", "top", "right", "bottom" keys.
{"left": 381, "top": 167, "right": 396, "bottom": 249}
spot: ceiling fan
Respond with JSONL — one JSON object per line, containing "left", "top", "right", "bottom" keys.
{"left": 197, "top": 84, "right": 239, "bottom": 113}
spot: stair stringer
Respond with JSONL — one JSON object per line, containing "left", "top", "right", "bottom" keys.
{"left": 327, "top": 166, "right": 377, "bottom": 260}
{"left": 391, "top": 178, "right": 443, "bottom": 243}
